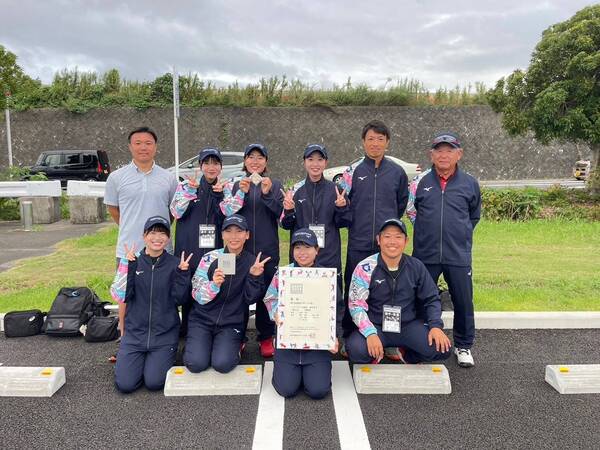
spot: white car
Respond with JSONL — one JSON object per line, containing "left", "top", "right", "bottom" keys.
{"left": 168, "top": 151, "right": 246, "bottom": 181}
{"left": 323, "top": 156, "right": 422, "bottom": 184}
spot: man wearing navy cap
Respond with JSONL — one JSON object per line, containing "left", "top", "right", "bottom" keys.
{"left": 345, "top": 218, "right": 451, "bottom": 364}
{"left": 170, "top": 147, "right": 226, "bottom": 337}
{"left": 406, "top": 132, "right": 481, "bottom": 367}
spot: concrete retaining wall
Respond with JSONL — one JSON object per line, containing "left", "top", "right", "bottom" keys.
{"left": 0, "top": 106, "right": 591, "bottom": 181}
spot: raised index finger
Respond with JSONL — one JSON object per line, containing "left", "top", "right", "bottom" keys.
{"left": 255, "top": 252, "right": 262, "bottom": 263}
{"left": 335, "top": 185, "right": 340, "bottom": 196}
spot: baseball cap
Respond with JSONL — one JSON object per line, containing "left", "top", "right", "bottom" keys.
{"left": 199, "top": 147, "right": 222, "bottom": 164}
{"left": 431, "top": 132, "right": 461, "bottom": 149}
{"left": 244, "top": 143, "right": 268, "bottom": 159}
{"left": 378, "top": 218, "right": 408, "bottom": 236}
{"left": 143, "top": 216, "right": 171, "bottom": 235}
{"left": 222, "top": 214, "right": 248, "bottom": 231}
{"left": 303, "top": 144, "right": 328, "bottom": 160}
{"left": 291, "top": 228, "right": 319, "bottom": 247}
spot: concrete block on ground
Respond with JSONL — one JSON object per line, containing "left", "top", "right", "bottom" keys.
{"left": 69, "top": 196, "right": 106, "bottom": 224}
{"left": 545, "top": 364, "right": 600, "bottom": 394}
{"left": 353, "top": 364, "right": 451, "bottom": 394}
{"left": 0, "top": 366, "right": 65, "bottom": 397}
{"left": 19, "top": 196, "right": 61, "bottom": 224}
{"left": 164, "top": 365, "right": 262, "bottom": 396}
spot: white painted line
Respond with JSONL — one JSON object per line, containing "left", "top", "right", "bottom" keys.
{"left": 441, "top": 311, "right": 600, "bottom": 329}
{"left": 252, "top": 362, "right": 284, "bottom": 450}
{"left": 0, "top": 314, "right": 4, "bottom": 333}
{"left": 331, "top": 361, "right": 371, "bottom": 450}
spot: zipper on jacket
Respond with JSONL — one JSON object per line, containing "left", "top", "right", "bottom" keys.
{"left": 147, "top": 261, "right": 156, "bottom": 350}
{"left": 215, "top": 275, "right": 233, "bottom": 327}
{"left": 311, "top": 181, "right": 316, "bottom": 224}
{"left": 372, "top": 167, "right": 378, "bottom": 249}
{"left": 252, "top": 186, "right": 256, "bottom": 254}
{"left": 439, "top": 190, "right": 445, "bottom": 263}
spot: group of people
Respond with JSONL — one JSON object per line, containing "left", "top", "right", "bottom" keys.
{"left": 105, "top": 120, "right": 481, "bottom": 398}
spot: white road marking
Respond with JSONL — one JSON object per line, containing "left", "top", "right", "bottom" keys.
{"left": 331, "top": 361, "right": 371, "bottom": 450}
{"left": 252, "top": 362, "right": 284, "bottom": 450}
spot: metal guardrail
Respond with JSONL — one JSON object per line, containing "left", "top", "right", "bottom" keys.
{"left": 66, "top": 180, "right": 106, "bottom": 197}
{"left": 0, "top": 180, "right": 62, "bottom": 198}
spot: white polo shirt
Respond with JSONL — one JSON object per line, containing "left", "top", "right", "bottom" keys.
{"left": 104, "top": 161, "right": 177, "bottom": 258}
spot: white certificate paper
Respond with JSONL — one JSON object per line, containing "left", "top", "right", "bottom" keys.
{"left": 277, "top": 267, "right": 337, "bottom": 350}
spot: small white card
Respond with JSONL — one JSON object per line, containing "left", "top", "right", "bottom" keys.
{"left": 382, "top": 305, "right": 402, "bottom": 333}
{"left": 199, "top": 224, "right": 216, "bottom": 249}
{"left": 218, "top": 253, "right": 236, "bottom": 275}
{"left": 309, "top": 224, "right": 326, "bottom": 248}
{"left": 250, "top": 172, "right": 263, "bottom": 185}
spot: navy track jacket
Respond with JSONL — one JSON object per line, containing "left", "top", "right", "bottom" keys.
{"left": 407, "top": 166, "right": 481, "bottom": 266}
{"left": 348, "top": 253, "right": 443, "bottom": 338}
{"left": 339, "top": 156, "right": 409, "bottom": 252}
{"left": 220, "top": 178, "right": 284, "bottom": 259}
{"left": 170, "top": 176, "right": 225, "bottom": 269}
{"left": 280, "top": 177, "right": 351, "bottom": 271}
{"left": 110, "top": 251, "right": 191, "bottom": 349}
{"left": 190, "top": 248, "right": 265, "bottom": 327}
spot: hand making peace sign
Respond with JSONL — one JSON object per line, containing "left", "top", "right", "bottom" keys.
{"left": 280, "top": 188, "right": 295, "bottom": 210}
{"left": 334, "top": 185, "right": 347, "bottom": 207}
{"left": 185, "top": 169, "right": 200, "bottom": 189}
{"left": 249, "top": 252, "right": 272, "bottom": 276}
{"left": 178, "top": 251, "right": 194, "bottom": 271}
{"left": 123, "top": 243, "right": 137, "bottom": 261}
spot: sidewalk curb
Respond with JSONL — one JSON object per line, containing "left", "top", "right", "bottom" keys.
{"left": 2, "top": 311, "right": 600, "bottom": 333}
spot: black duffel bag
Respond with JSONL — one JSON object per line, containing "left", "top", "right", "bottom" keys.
{"left": 84, "top": 316, "right": 119, "bottom": 342}
{"left": 3, "top": 309, "right": 46, "bottom": 337}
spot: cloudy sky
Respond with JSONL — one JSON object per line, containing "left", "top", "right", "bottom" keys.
{"left": 0, "top": 0, "right": 595, "bottom": 90}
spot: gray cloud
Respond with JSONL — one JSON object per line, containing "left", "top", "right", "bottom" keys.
{"left": 0, "top": 0, "right": 594, "bottom": 89}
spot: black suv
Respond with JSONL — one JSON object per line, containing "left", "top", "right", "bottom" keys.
{"left": 27, "top": 150, "right": 111, "bottom": 187}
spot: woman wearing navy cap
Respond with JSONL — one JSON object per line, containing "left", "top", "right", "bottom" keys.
{"left": 110, "top": 216, "right": 193, "bottom": 393}
{"left": 220, "top": 144, "right": 284, "bottom": 358}
{"left": 170, "top": 147, "right": 225, "bottom": 337}
{"left": 184, "top": 214, "right": 269, "bottom": 374}
{"left": 264, "top": 228, "right": 343, "bottom": 399}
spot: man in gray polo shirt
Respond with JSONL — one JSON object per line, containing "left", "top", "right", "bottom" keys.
{"left": 104, "top": 126, "right": 178, "bottom": 335}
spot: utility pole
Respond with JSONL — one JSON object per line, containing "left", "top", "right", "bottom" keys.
{"left": 5, "top": 90, "right": 13, "bottom": 167}
{"left": 172, "top": 69, "right": 180, "bottom": 180}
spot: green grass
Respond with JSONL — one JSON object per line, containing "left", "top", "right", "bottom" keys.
{"left": 0, "top": 220, "right": 598, "bottom": 312}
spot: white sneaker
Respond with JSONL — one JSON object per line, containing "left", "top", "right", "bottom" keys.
{"left": 454, "top": 347, "right": 474, "bottom": 367}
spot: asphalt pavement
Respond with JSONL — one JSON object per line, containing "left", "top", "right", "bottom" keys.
{"left": 1, "top": 329, "right": 599, "bottom": 449}
{"left": 0, "top": 220, "right": 109, "bottom": 272}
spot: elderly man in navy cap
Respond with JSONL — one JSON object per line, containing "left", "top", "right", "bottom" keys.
{"left": 406, "top": 132, "right": 481, "bottom": 367}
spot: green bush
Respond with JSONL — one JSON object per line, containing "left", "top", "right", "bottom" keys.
{"left": 8, "top": 68, "right": 489, "bottom": 112}
{"left": 481, "top": 186, "right": 599, "bottom": 221}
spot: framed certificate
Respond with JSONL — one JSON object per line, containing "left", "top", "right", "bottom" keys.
{"left": 276, "top": 267, "right": 337, "bottom": 350}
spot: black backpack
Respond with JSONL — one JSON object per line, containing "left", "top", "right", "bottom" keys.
{"left": 44, "top": 287, "right": 104, "bottom": 337}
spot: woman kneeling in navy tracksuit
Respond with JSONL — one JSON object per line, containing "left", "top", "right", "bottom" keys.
{"left": 264, "top": 228, "right": 343, "bottom": 399}
{"left": 184, "top": 214, "right": 268, "bottom": 373}
{"left": 110, "top": 216, "right": 192, "bottom": 393}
